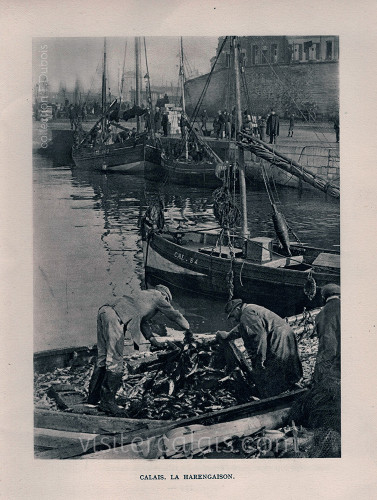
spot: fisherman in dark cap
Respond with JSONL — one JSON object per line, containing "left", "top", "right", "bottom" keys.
{"left": 312, "top": 283, "right": 340, "bottom": 384}
{"left": 289, "top": 284, "right": 341, "bottom": 437}
{"left": 216, "top": 299, "right": 302, "bottom": 398}
{"left": 87, "top": 285, "right": 189, "bottom": 416}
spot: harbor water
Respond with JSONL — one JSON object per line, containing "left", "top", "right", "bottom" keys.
{"left": 34, "top": 145, "right": 340, "bottom": 351}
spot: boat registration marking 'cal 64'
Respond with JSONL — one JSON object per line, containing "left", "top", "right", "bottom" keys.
{"left": 174, "top": 251, "right": 198, "bottom": 265}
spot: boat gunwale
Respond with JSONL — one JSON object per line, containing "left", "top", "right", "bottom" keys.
{"left": 148, "top": 230, "right": 339, "bottom": 284}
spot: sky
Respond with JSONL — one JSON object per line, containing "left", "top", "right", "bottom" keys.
{"left": 33, "top": 36, "right": 219, "bottom": 95}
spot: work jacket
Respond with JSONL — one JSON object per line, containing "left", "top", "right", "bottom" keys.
{"left": 237, "top": 304, "right": 303, "bottom": 397}
{"left": 312, "top": 297, "right": 340, "bottom": 384}
{"left": 106, "top": 289, "right": 189, "bottom": 346}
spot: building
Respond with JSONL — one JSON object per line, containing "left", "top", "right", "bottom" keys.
{"left": 215, "top": 36, "right": 338, "bottom": 68}
{"left": 287, "top": 36, "right": 339, "bottom": 63}
{"left": 186, "top": 36, "right": 339, "bottom": 120}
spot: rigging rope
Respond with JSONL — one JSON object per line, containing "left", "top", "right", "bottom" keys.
{"left": 238, "top": 132, "right": 340, "bottom": 198}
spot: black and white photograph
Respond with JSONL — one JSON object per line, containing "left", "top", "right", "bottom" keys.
{"left": 33, "top": 35, "right": 341, "bottom": 459}
{"left": 1, "top": 1, "right": 377, "bottom": 498}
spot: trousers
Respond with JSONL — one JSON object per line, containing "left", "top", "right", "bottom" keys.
{"left": 96, "top": 305, "right": 126, "bottom": 374}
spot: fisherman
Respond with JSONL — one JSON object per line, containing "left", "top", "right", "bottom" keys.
{"left": 289, "top": 284, "right": 341, "bottom": 439}
{"left": 87, "top": 285, "right": 190, "bottom": 416}
{"left": 266, "top": 109, "right": 279, "bottom": 144}
{"left": 312, "top": 283, "right": 340, "bottom": 385}
{"left": 216, "top": 299, "right": 303, "bottom": 398}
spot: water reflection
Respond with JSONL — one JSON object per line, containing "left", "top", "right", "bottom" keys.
{"left": 34, "top": 158, "right": 339, "bottom": 350}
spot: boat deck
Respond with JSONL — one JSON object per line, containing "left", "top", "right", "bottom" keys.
{"left": 162, "top": 227, "right": 308, "bottom": 270}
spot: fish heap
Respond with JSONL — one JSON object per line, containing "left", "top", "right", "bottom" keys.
{"left": 34, "top": 329, "right": 319, "bottom": 418}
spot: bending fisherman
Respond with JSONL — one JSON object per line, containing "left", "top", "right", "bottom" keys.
{"left": 87, "top": 285, "right": 189, "bottom": 416}
{"left": 216, "top": 299, "right": 303, "bottom": 398}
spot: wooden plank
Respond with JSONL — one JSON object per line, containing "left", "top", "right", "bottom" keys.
{"left": 82, "top": 408, "right": 289, "bottom": 460}
{"left": 34, "top": 428, "right": 99, "bottom": 449}
{"left": 35, "top": 390, "right": 304, "bottom": 459}
{"left": 35, "top": 440, "right": 97, "bottom": 459}
{"left": 312, "top": 252, "right": 340, "bottom": 270}
{"left": 34, "top": 409, "right": 170, "bottom": 434}
{"left": 164, "top": 408, "right": 289, "bottom": 458}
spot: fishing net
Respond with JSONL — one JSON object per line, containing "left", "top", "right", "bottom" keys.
{"left": 213, "top": 185, "right": 240, "bottom": 229}
{"left": 288, "top": 377, "right": 341, "bottom": 457}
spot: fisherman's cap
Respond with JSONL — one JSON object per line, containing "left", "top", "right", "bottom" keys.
{"left": 155, "top": 284, "right": 172, "bottom": 302}
{"left": 225, "top": 298, "right": 243, "bottom": 318}
{"left": 321, "top": 283, "right": 340, "bottom": 301}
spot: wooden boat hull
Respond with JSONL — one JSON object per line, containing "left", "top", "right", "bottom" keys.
{"left": 161, "top": 157, "right": 222, "bottom": 188}
{"left": 72, "top": 140, "right": 145, "bottom": 172}
{"left": 143, "top": 231, "right": 339, "bottom": 316}
{"left": 34, "top": 345, "right": 307, "bottom": 458}
{"left": 144, "top": 135, "right": 232, "bottom": 187}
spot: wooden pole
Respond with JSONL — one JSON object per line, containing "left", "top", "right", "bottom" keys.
{"left": 135, "top": 37, "right": 141, "bottom": 132}
{"left": 233, "top": 37, "right": 249, "bottom": 239}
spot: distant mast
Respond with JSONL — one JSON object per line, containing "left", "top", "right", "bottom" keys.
{"left": 120, "top": 41, "right": 127, "bottom": 103}
{"left": 135, "top": 37, "right": 141, "bottom": 132}
{"left": 180, "top": 37, "right": 188, "bottom": 160}
{"left": 101, "top": 38, "right": 107, "bottom": 141}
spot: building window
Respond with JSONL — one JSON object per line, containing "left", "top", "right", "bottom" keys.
{"left": 304, "top": 41, "right": 312, "bottom": 62}
{"left": 252, "top": 45, "right": 259, "bottom": 65}
{"left": 270, "top": 44, "right": 278, "bottom": 63}
{"left": 225, "top": 52, "right": 230, "bottom": 68}
{"left": 293, "top": 44, "right": 302, "bottom": 61}
{"left": 326, "top": 41, "right": 333, "bottom": 60}
{"left": 309, "top": 44, "right": 317, "bottom": 61}
{"left": 261, "top": 46, "right": 268, "bottom": 64}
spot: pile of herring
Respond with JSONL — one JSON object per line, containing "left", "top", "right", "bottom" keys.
{"left": 35, "top": 329, "right": 319, "bottom": 419}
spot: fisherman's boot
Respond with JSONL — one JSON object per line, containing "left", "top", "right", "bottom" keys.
{"left": 98, "top": 371, "right": 127, "bottom": 417}
{"left": 87, "top": 366, "right": 106, "bottom": 405}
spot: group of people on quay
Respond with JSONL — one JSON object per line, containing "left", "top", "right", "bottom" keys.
{"left": 87, "top": 282, "right": 341, "bottom": 439}
{"left": 205, "top": 108, "right": 282, "bottom": 144}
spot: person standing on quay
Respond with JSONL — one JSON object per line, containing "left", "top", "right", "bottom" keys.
{"left": 266, "top": 109, "right": 279, "bottom": 144}
{"left": 258, "top": 116, "right": 266, "bottom": 141}
{"left": 333, "top": 115, "right": 339, "bottom": 143}
{"left": 161, "top": 112, "right": 170, "bottom": 137}
{"left": 288, "top": 113, "right": 295, "bottom": 137}
{"left": 201, "top": 109, "right": 208, "bottom": 134}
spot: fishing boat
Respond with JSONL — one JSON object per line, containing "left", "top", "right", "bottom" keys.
{"left": 72, "top": 38, "right": 146, "bottom": 173}
{"left": 34, "top": 307, "right": 317, "bottom": 459}
{"left": 141, "top": 37, "right": 340, "bottom": 317}
{"left": 144, "top": 38, "right": 230, "bottom": 188}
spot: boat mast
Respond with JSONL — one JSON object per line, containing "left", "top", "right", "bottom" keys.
{"left": 180, "top": 37, "right": 188, "bottom": 160}
{"left": 101, "top": 38, "right": 107, "bottom": 141}
{"left": 120, "top": 41, "right": 127, "bottom": 104}
{"left": 143, "top": 37, "right": 155, "bottom": 140}
{"left": 233, "top": 36, "right": 249, "bottom": 238}
{"left": 135, "top": 36, "right": 141, "bottom": 132}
